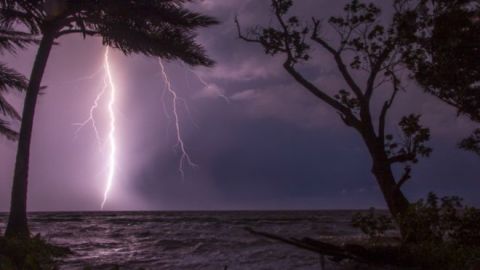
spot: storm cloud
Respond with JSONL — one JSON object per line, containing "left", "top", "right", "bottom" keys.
{"left": 0, "top": 0, "right": 478, "bottom": 212}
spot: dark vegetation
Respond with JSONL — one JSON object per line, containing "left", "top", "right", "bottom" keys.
{"left": 351, "top": 208, "right": 394, "bottom": 241}
{"left": 247, "top": 193, "right": 480, "bottom": 269}
{"left": 0, "top": 234, "right": 70, "bottom": 269}
{"left": 0, "top": 24, "right": 34, "bottom": 140}
{"left": 395, "top": 0, "right": 480, "bottom": 156}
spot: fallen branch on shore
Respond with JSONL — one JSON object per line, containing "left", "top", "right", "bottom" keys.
{"left": 244, "top": 227, "right": 412, "bottom": 268}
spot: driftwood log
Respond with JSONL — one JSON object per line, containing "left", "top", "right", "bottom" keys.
{"left": 244, "top": 227, "right": 412, "bottom": 269}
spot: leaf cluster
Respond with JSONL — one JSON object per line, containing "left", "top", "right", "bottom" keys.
{"left": 459, "top": 128, "right": 480, "bottom": 156}
{"left": 399, "top": 192, "right": 480, "bottom": 245}
{"left": 396, "top": 0, "right": 480, "bottom": 122}
{"left": 329, "top": 0, "right": 397, "bottom": 72}
{"left": 397, "top": 114, "right": 432, "bottom": 162}
{"left": 334, "top": 89, "right": 360, "bottom": 112}
{"left": 352, "top": 194, "right": 480, "bottom": 269}
{"left": 382, "top": 114, "right": 431, "bottom": 191}
{"left": 252, "top": 0, "right": 310, "bottom": 63}
{"left": 351, "top": 207, "right": 394, "bottom": 241}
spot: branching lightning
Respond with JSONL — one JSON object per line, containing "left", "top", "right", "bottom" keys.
{"left": 74, "top": 49, "right": 218, "bottom": 208}
{"left": 101, "top": 47, "right": 117, "bottom": 209}
{"left": 181, "top": 62, "right": 230, "bottom": 103}
{"left": 75, "top": 47, "right": 117, "bottom": 210}
{"left": 158, "top": 59, "right": 198, "bottom": 179}
{"left": 73, "top": 79, "right": 107, "bottom": 147}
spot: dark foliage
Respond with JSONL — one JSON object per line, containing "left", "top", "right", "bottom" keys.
{"left": 395, "top": 0, "right": 480, "bottom": 155}
{"left": 0, "top": 26, "right": 34, "bottom": 140}
{"left": 0, "top": 0, "right": 218, "bottom": 66}
{"left": 352, "top": 193, "right": 480, "bottom": 269}
{"left": 352, "top": 208, "right": 394, "bottom": 241}
{"left": 459, "top": 128, "right": 480, "bottom": 156}
{"left": 0, "top": 234, "right": 71, "bottom": 269}
{"left": 399, "top": 192, "right": 480, "bottom": 245}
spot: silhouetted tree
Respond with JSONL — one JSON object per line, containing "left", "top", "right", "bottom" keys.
{"left": 0, "top": 0, "right": 218, "bottom": 238}
{"left": 395, "top": 0, "right": 480, "bottom": 155}
{"left": 0, "top": 26, "right": 33, "bottom": 140}
{"left": 236, "top": 0, "right": 432, "bottom": 240}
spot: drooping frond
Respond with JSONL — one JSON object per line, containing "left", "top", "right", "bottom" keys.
{"left": 0, "top": 88, "right": 21, "bottom": 120}
{"left": 72, "top": 0, "right": 218, "bottom": 28}
{"left": 97, "top": 17, "right": 215, "bottom": 66}
{"left": 0, "top": 0, "right": 219, "bottom": 66}
{"left": 0, "top": 23, "right": 29, "bottom": 139}
{"left": 0, "top": 63, "right": 27, "bottom": 94}
{"left": 0, "top": 0, "right": 44, "bottom": 34}
{"left": 0, "top": 118, "right": 17, "bottom": 140}
{"left": 67, "top": 0, "right": 219, "bottom": 66}
{"left": 0, "top": 27, "right": 36, "bottom": 53}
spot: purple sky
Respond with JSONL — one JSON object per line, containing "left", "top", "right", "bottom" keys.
{"left": 0, "top": 0, "right": 478, "bottom": 211}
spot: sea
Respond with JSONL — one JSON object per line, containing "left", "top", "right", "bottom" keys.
{"left": 0, "top": 211, "right": 381, "bottom": 270}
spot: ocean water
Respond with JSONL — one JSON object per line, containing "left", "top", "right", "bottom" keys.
{"left": 0, "top": 211, "right": 372, "bottom": 269}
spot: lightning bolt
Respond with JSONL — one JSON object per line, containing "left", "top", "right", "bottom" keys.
{"left": 74, "top": 47, "right": 116, "bottom": 209}
{"left": 101, "top": 47, "right": 117, "bottom": 209}
{"left": 72, "top": 80, "right": 107, "bottom": 147}
{"left": 181, "top": 62, "right": 230, "bottom": 103}
{"left": 158, "top": 59, "right": 198, "bottom": 179}
{"left": 75, "top": 49, "right": 204, "bottom": 208}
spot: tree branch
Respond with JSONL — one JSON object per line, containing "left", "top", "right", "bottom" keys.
{"left": 396, "top": 165, "right": 411, "bottom": 190}
{"left": 388, "top": 153, "right": 415, "bottom": 164}
{"left": 273, "top": 3, "right": 295, "bottom": 61}
{"left": 236, "top": 14, "right": 360, "bottom": 128}
{"left": 235, "top": 17, "right": 260, "bottom": 43}
{"left": 283, "top": 62, "right": 360, "bottom": 128}
{"left": 57, "top": 29, "right": 98, "bottom": 37}
{"left": 379, "top": 70, "right": 401, "bottom": 142}
{"left": 365, "top": 45, "right": 395, "bottom": 99}
{"left": 311, "top": 18, "right": 365, "bottom": 101}
{"left": 311, "top": 18, "right": 338, "bottom": 55}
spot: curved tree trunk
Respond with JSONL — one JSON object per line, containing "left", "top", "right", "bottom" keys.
{"left": 372, "top": 161, "right": 411, "bottom": 241}
{"left": 5, "top": 28, "right": 56, "bottom": 238}
{"left": 362, "top": 131, "right": 411, "bottom": 239}
{"left": 371, "top": 157, "right": 410, "bottom": 221}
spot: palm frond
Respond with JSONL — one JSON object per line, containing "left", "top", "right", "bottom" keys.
{"left": 0, "top": 27, "right": 36, "bottom": 53}
{"left": 0, "top": 6, "right": 42, "bottom": 34}
{"left": 0, "top": 63, "right": 27, "bottom": 93}
{"left": 99, "top": 20, "right": 214, "bottom": 66}
{"left": 0, "top": 92, "right": 20, "bottom": 120}
{"left": 87, "top": 0, "right": 219, "bottom": 28}
{"left": 0, "top": 118, "right": 18, "bottom": 140}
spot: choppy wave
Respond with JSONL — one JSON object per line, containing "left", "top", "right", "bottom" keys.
{"left": 0, "top": 211, "right": 368, "bottom": 269}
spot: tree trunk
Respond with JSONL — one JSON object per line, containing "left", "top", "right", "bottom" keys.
{"left": 371, "top": 157, "right": 410, "bottom": 218}
{"left": 371, "top": 158, "right": 411, "bottom": 240}
{"left": 361, "top": 130, "right": 411, "bottom": 239}
{"left": 5, "top": 27, "right": 56, "bottom": 238}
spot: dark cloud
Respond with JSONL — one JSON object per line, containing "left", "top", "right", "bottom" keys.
{"left": 0, "top": 0, "right": 479, "bottom": 211}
